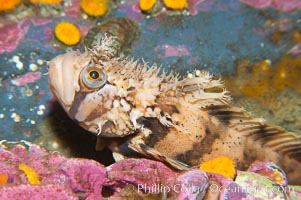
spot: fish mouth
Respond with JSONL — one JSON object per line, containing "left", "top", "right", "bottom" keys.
{"left": 48, "top": 51, "right": 84, "bottom": 111}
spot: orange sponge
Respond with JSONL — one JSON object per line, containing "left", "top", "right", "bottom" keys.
{"left": 200, "top": 156, "right": 236, "bottom": 179}
{"left": 54, "top": 21, "right": 81, "bottom": 46}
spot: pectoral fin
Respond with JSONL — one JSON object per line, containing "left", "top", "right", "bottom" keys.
{"left": 112, "top": 152, "right": 126, "bottom": 161}
{"left": 127, "top": 138, "right": 191, "bottom": 170}
{"left": 95, "top": 138, "right": 105, "bottom": 151}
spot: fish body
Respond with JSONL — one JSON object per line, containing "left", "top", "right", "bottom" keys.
{"left": 48, "top": 36, "right": 301, "bottom": 184}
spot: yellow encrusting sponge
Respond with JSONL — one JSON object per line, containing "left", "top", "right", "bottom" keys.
{"left": 0, "top": 0, "right": 21, "bottom": 12}
{"left": 19, "top": 163, "right": 41, "bottom": 185}
{"left": 163, "top": 0, "right": 186, "bottom": 10}
{"left": 139, "top": 0, "right": 156, "bottom": 12}
{"left": 54, "top": 21, "right": 81, "bottom": 46}
{"left": 200, "top": 156, "right": 236, "bottom": 179}
{"left": 80, "top": 0, "right": 108, "bottom": 17}
{"left": 30, "top": 0, "right": 63, "bottom": 4}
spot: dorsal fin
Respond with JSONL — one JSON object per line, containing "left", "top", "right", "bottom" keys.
{"left": 249, "top": 126, "right": 301, "bottom": 162}
{"left": 207, "top": 105, "right": 301, "bottom": 162}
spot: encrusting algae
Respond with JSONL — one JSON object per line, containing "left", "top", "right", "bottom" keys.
{"left": 54, "top": 21, "right": 81, "bottom": 46}
{"left": 19, "top": 163, "right": 40, "bottom": 185}
{"left": 272, "top": 55, "right": 301, "bottom": 93}
{"left": 80, "top": 0, "right": 108, "bottom": 17}
{"left": 0, "top": 0, "right": 21, "bottom": 12}
{"left": 224, "top": 55, "right": 301, "bottom": 107}
{"left": 200, "top": 156, "right": 236, "bottom": 179}
{"left": 163, "top": 0, "right": 186, "bottom": 10}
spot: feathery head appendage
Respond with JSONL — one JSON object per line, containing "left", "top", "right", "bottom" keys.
{"left": 164, "top": 70, "right": 180, "bottom": 83}
{"left": 175, "top": 70, "right": 232, "bottom": 108}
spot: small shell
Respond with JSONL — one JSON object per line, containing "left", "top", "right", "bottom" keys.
{"left": 206, "top": 173, "right": 252, "bottom": 200}
{"left": 235, "top": 171, "right": 287, "bottom": 199}
{"left": 221, "top": 182, "right": 252, "bottom": 200}
{"left": 286, "top": 185, "right": 301, "bottom": 200}
{"left": 176, "top": 170, "right": 208, "bottom": 200}
{"left": 248, "top": 162, "right": 288, "bottom": 186}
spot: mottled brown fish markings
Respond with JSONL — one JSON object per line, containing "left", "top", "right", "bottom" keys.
{"left": 48, "top": 35, "right": 301, "bottom": 184}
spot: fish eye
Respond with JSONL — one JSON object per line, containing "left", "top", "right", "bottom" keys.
{"left": 81, "top": 66, "right": 106, "bottom": 89}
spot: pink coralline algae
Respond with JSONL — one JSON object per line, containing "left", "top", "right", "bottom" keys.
{"left": 155, "top": 44, "right": 190, "bottom": 58}
{"left": 107, "top": 158, "right": 178, "bottom": 188}
{"left": 241, "top": 0, "right": 272, "bottom": 9}
{"left": 0, "top": 184, "right": 78, "bottom": 200}
{"left": 0, "top": 141, "right": 300, "bottom": 200}
{"left": 187, "top": 0, "right": 205, "bottom": 15}
{"left": 240, "top": 0, "right": 301, "bottom": 12}
{"left": 0, "top": 141, "right": 107, "bottom": 200}
{"left": 64, "top": 0, "right": 81, "bottom": 17}
{"left": 30, "top": 18, "right": 52, "bottom": 26}
{"left": 0, "top": 20, "right": 30, "bottom": 54}
{"left": 11, "top": 72, "right": 42, "bottom": 86}
{"left": 289, "top": 44, "right": 301, "bottom": 55}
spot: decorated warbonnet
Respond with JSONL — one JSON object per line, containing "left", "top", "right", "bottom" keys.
{"left": 48, "top": 35, "right": 301, "bottom": 184}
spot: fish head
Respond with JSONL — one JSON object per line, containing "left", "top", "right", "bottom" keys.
{"left": 48, "top": 50, "right": 120, "bottom": 136}
{"left": 48, "top": 51, "right": 87, "bottom": 110}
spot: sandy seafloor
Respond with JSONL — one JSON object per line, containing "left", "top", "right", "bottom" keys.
{"left": 0, "top": 0, "right": 300, "bottom": 163}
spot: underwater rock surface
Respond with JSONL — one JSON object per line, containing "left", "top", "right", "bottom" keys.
{"left": 0, "top": 141, "right": 300, "bottom": 200}
{"left": 1, "top": 1, "right": 300, "bottom": 199}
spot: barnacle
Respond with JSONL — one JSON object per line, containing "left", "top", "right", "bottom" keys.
{"left": 80, "top": 0, "right": 108, "bottom": 17}
{"left": 139, "top": 0, "right": 156, "bottom": 12}
{"left": 84, "top": 17, "right": 141, "bottom": 57}
{"left": 19, "top": 163, "right": 40, "bottom": 185}
{"left": 0, "top": 0, "right": 21, "bottom": 12}
{"left": 54, "top": 21, "right": 81, "bottom": 46}
{"left": 200, "top": 156, "right": 236, "bottom": 179}
{"left": 163, "top": 0, "right": 186, "bottom": 10}
{"left": 30, "top": 0, "right": 63, "bottom": 3}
